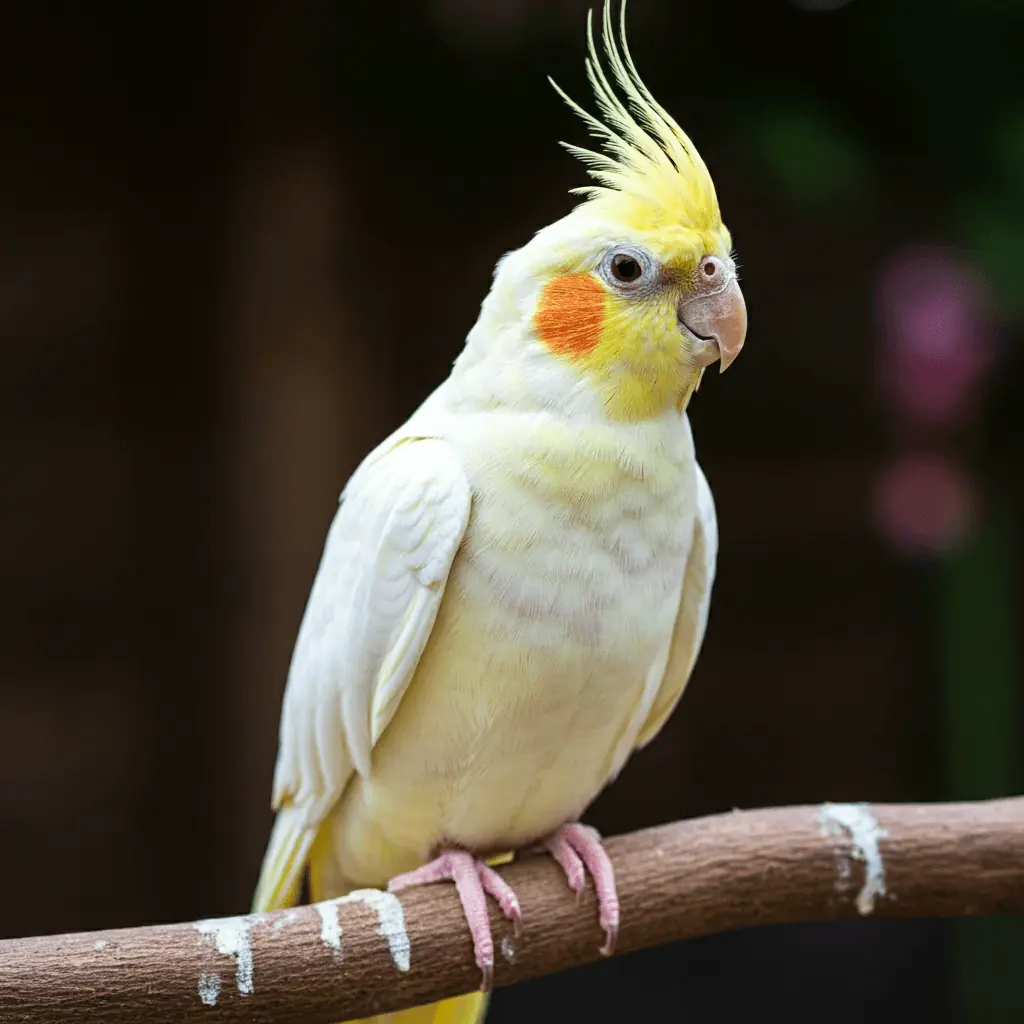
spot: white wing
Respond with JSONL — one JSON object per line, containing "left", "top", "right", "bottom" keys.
{"left": 271, "top": 435, "right": 471, "bottom": 825}
{"left": 635, "top": 460, "right": 718, "bottom": 749}
{"left": 254, "top": 435, "right": 471, "bottom": 912}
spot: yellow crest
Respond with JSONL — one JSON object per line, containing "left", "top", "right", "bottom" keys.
{"left": 551, "top": 0, "right": 723, "bottom": 241}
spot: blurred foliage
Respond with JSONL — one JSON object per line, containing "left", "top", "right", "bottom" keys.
{"left": 939, "top": 498, "right": 1022, "bottom": 1022}
{"left": 952, "top": 195, "right": 1024, "bottom": 318}
{"left": 940, "top": 501, "right": 1020, "bottom": 803}
{"left": 738, "top": 96, "right": 874, "bottom": 215}
{"left": 743, "top": 0, "right": 1024, "bottom": 320}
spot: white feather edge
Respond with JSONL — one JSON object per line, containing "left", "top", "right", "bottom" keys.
{"left": 633, "top": 458, "right": 717, "bottom": 750}
{"left": 267, "top": 434, "right": 471, "bottom": 835}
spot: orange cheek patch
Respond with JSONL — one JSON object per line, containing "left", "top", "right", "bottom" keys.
{"left": 533, "top": 273, "right": 606, "bottom": 359}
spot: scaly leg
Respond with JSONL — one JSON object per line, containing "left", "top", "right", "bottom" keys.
{"left": 387, "top": 824, "right": 618, "bottom": 990}
{"left": 387, "top": 850, "right": 522, "bottom": 991}
{"left": 543, "top": 823, "right": 619, "bottom": 955}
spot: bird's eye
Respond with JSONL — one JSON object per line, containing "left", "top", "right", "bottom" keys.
{"left": 601, "top": 246, "right": 653, "bottom": 291}
{"left": 611, "top": 253, "right": 642, "bottom": 282}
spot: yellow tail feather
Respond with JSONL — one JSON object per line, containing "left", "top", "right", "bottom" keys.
{"left": 252, "top": 806, "right": 318, "bottom": 913}
{"left": 355, "top": 991, "right": 488, "bottom": 1024}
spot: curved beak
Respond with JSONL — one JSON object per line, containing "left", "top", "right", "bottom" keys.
{"left": 679, "top": 278, "right": 748, "bottom": 373}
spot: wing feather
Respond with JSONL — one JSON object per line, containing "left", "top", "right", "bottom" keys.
{"left": 253, "top": 436, "right": 471, "bottom": 912}
{"left": 635, "top": 460, "right": 717, "bottom": 749}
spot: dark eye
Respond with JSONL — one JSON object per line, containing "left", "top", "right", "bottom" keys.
{"left": 600, "top": 246, "right": 653, "bottom": 290}
{"left": 610, "top": 253, "right": 642, "bottom": 282}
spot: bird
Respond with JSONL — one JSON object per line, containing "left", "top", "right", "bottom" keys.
{"left": 251, "top": 2, "right": 746, "bottom": 1022}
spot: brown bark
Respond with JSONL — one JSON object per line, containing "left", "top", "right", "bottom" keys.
{"left": 1, "top": 798, "right": 1022, "bottom": 1023}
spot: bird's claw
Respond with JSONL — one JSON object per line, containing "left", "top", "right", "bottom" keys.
{"left": 387, "top": 849, "right": 521, "bottom": 992}
{"left": 599, "top": 921, "right": 619, "bottom": 958}
{"left": 479, "top": 961, "right": 494, "bottom": 994}
{"left": 544, "top": 822, "right": 620, "bottom": 956}
{"left": 387, "top": 823, "right": 619, "bottom": 988}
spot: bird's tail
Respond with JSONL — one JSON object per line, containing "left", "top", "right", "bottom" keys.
{"left": 253, "top": 806, "right": 488, "bottom": 1024}
{"left": 352, "top": 993, "right": 489, "bottom": 1024}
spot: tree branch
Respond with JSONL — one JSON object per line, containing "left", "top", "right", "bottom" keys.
{"left": 2, "top": 798, "right": 1022, "bottom": 1023}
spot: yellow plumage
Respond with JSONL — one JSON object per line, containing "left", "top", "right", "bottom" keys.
{"left": 252, "top": 3, "right": 744, "bottom": 1022}
{"left": 552, "top": 1, "right": 725, "bottom": 251}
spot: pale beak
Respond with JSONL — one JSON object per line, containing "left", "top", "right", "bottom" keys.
{"left": 678, "top": 278, "right": 748, "bottom": 373}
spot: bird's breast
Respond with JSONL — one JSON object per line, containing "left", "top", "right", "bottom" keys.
{"left": 455, "top": 413, "right": 695, "bottom": 653}
{"left": 330, "top": 412, "right": 698, "bottom": 882}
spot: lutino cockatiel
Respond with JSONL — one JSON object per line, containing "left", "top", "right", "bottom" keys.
{"left": 253, "top": 2, "right": 747, "bottom": 1022}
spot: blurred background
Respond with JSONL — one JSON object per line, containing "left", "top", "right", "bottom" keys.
{"left": 1, "top": 0, "right": 1021, "bottom": 1020}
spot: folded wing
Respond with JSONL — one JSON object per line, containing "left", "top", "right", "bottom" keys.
{"left": 253, "top": 436, "right": 472, "bottom": 912}
{"left": 635, "top": 460, "right": 718, "bottom": 750}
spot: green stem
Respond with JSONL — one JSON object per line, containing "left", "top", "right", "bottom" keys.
{"left": 938, "top": 494, "right": 1021, "bottom": 1022}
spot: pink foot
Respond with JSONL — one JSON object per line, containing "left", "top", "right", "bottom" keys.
{"left": 387, "top": 850, "right": 522, "bottom": 991}
{"left": 544, "top": 823, "right": 619, "bottom": 955}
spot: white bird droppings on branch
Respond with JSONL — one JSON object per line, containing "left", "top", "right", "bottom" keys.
{"left": 818, "top": 802, "right": 890, "bottom": 914}
{"left": 315, "top": 901, "right": 342, "bottom": 953}
{"left": 333, "top": 889, "right": 411, "bottom": 972}
{"left": 197, "top": 974, "right": 221, "bottom": 1007}
{"left": 193, "top": 915, "right": 257, "bottom": 1004}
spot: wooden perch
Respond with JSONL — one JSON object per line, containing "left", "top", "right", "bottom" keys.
{"left": 2, "top": 798, "right": 1023, "bottom": 1023}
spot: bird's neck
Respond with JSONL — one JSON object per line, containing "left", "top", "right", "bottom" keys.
{"left": 448, "top": 305, "right": 700, "bottom": 427}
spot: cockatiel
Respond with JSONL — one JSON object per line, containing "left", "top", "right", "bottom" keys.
{"left": 252, "top": 2, "right": 746, "bottom": 1022}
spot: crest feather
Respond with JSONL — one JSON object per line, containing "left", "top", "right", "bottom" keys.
{"left": 550, "top": 0, "right": 721, "bottom": 234}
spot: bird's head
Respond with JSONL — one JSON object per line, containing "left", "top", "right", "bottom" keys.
{"left": 471, "top": 1, "right": 746, "bottom": 423}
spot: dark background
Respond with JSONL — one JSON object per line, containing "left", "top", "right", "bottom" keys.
{"left": 1, "top": 0, "right": 1022, "bottom": 1021}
